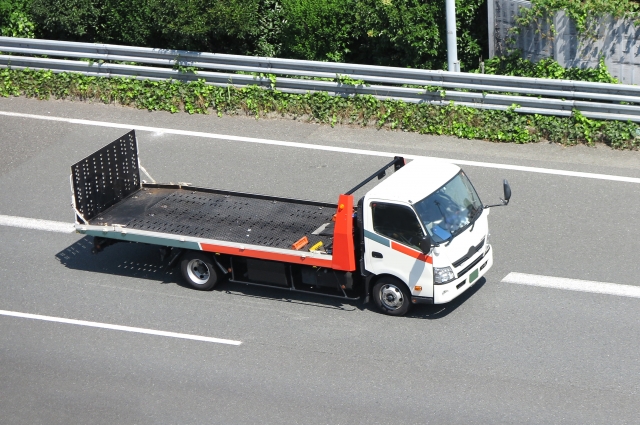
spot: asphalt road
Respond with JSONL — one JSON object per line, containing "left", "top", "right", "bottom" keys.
{"left": 1, "top": 97, "right": 639, "bottom": 424}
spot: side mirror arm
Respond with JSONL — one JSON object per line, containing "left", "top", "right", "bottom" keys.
{"left": 485, "top": 179, "right": 511, "bottom": 208}
{"left": 484, "top": 198, "right": 509, "bottom": 208}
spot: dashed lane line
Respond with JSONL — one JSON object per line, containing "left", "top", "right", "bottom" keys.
{"left": 1, "top": 110, "right": 639, "bottom": 184}
{"left": 502, "top": 272, "right": 640, "bottom": 299}
{"left": 0, "top": 309, "right": 242, "bottom": 345}
{"left": 0, "top": 214, "right": 74, "bottom": 233}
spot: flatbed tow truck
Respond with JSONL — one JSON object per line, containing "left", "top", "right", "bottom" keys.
{"left": 71, "top": 131, "right": 511, "bottom": 316}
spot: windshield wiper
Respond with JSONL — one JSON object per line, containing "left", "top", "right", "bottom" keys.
{"left": 469, "top": 206, "right": 483, "bottom": 231}
{"left": 449, "top": 226, "right": 466, "bottom": 240}
{"left": 448, "top": 206, "right": 482, "bottom": 240}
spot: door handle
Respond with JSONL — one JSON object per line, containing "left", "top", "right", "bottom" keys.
{"left": 372, "top": 251, "right": 383, "bottom": 258}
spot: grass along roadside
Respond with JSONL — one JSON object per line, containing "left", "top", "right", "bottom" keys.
{"left": 1, "top": 68, "right": 638, "bottom": 150}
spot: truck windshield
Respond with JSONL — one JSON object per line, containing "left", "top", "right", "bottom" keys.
{"left": 413, "top": 171, "right": 483, "bottom": 243}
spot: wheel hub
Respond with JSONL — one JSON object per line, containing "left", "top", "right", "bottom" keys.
{"left": 380, "top": 284, "right": 404, "bottom": 310}
{"left": 187, "top": 259, "right": 210, "bottom": 285}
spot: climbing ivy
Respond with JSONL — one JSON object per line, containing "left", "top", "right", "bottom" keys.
{"left": 478, "top": 53, "right": 618, "bottom": 83}
{"left": 514, "top": 0, "right": 640, "bottom": 39}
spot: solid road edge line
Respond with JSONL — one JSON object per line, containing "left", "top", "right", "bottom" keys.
{"left": 0, "top": 309, "right": 243, "bottom": 345}
{"left": 1, "top": 110, "right": 639, "bottom": 184}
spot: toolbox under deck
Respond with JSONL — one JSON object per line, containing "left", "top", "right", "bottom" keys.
{"left": 88, "top": 185, "right": 337, "bottom": 251}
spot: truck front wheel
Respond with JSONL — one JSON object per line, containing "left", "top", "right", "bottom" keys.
{"left": 373, "top": 277, "right": 411, "bottom": 316}
{"left": 180, "top": 251, "right": 219, "bottom": 291}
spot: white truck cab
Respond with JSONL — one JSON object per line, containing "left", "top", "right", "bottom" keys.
{"left": 363, "top": 158, "right": 505, "bottom": 315}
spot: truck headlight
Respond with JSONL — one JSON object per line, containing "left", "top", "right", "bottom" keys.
{"left": 434, "top": 266, "right": 455, "bottom": 284}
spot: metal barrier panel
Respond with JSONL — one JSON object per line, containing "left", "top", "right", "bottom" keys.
{"left": 71, "top": 130, "right": 140, "bottom": 222}
{"left": 491, "top": 0, "right": 640, "bottom": 84}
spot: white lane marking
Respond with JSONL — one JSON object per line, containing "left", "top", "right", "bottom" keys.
{"left": 0, "top": 214, "right": 75, "bottom": 233}
{"left": 0, "top": 309, "right": 242, "bottom": 345}
{"left": 502, "top": 273, "right": 640, "bottom": 298}
{"left": 1, "top": 110, "right": 639, "bottom": 184}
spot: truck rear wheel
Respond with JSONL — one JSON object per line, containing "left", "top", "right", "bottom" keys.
{"left": 180, "top": 251, "right": 219, "bottom": 291}
{"left": 373, "top": 277, "right": 411, "bottom": 316}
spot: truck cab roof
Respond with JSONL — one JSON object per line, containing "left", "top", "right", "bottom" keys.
{"left": 365, "top": 158, "right": 460, "bottom": 204}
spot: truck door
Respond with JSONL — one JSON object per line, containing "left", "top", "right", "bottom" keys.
{"left": 363, "top": 201, "right": 434, "bottom": 297}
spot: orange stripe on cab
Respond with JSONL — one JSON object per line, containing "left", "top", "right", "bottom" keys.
{"left": 390, "top": 241, "right": 433, "bottom": 263}
{"left": 200, "top": 243, "right": 333, "bottom": 268}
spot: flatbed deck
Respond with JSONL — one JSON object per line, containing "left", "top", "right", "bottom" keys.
{"left": 88, "top": 184, "right": 337, "bottom": 251}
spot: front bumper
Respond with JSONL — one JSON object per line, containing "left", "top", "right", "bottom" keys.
{"left": 411, "top": 295, "right": 434, "bottom": 305}
{"left": 433, "top": 245, "right": 494, "bottom": 304}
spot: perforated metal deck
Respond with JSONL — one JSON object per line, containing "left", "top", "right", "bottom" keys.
{"left": 71, "top": 130, "right": 140, "bottom": 221}
{"left": 89, "top": 185, "right": 337, "bottom": 251}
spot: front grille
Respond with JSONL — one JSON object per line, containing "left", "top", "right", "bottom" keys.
{"left": 457, "top": 252, "right": 485, "bottom": 277}
{"left": 452, "top": 237, "right": 485, "bottom": 268}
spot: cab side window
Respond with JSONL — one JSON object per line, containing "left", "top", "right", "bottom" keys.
{"left": 371, "top": 202, "right": 423, "bottom": 249}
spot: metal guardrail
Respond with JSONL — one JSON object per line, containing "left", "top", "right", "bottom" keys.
{"left": 1, "top": 37, "right": 639, "bottom": 122}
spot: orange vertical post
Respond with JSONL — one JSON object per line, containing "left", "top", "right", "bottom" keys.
{"left": 331, "top": 194, "right": 356, "bottom": 271}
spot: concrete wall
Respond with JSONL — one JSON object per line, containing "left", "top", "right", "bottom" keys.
{"left": 488, "top": 0, "right": 640, "bottom": 84}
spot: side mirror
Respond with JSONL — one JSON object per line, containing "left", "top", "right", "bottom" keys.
{"left": 484, "top": 179, "right": 512, "bottom": 208}
{"left": 419, "top": 234, "right": 432, "bottom": 254}
{"left": 503, "top": 179, "right": 511, "bottom": 203}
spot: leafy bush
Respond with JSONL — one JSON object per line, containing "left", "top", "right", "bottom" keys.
{"left": 1, "top": 68, "right": 637, "bottom": 150}
{"left": 0, "top": 0, "right": 35, "bottom": 38}
{"left": 30, "top": 0, "right": 260, "bottom": 53}
{"left": 5, "top": 0, "right": 637, "bottom": 77}
{"left": 147, "top": 0, "right": 260, "bottom": 52}
{"left": 280, "top": 0, "right": 487, "bottom": 70}
{"left": 24, "top": 0, "right": 487, "bottom": 70}
{"left": 280, "top": 0, "right": 354, "bottom": 63}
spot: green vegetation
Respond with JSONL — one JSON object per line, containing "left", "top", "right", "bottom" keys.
{"left": 1, "top": 0, "right": 487, "bottom": 70}
{"left": 1, "top": 1, "right": 637, "bottom": 150}
{"left": 1, "top": 68, "right": 637, "bottom": 149}
{"left": 1, "top": 0, "right": 636, "bottom": 71}
{"left": 279, "top": 0, "right": 486, "bottom": 70}
{"left": 477, "top": 54, "right": 618, "bottom": 83}
{"left": 0, "top": 0, "right": 34, "bottom": 37}
{"left": 515, "top": 0, "right": 640, "bottom": 39}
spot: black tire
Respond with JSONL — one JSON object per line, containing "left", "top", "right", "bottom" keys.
{"left": 180, "top": 251, "right": 219, "bottom": 291}
{"left": 372, "top": 276, "right": 411, "bottom": 316}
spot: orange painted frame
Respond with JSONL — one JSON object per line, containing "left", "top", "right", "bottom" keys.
{"left": 201, "top": 193, "right": 357, "bottom": 272}
{"left": 200, "top": 243, "right": 333, "bottom": 268}
{"left": 331, "top": 194, "right": 357, "bottom": 271}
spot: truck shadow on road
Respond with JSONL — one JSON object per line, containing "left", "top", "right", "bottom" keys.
{"left": 54, "top": 237, "right": 356, "bottom": 312}
{"left": 215, "top": 282, "right": 359, "bottom": 312}
{"left": 55, "top": 237, "right": 185, "bottom": 286}
{"left": 55, "top": 237, "right": 483, "bottom": 318}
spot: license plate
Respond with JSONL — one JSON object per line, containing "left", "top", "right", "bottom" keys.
{"left": 469, "top": 269, "right": 479, "bottom": 283}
